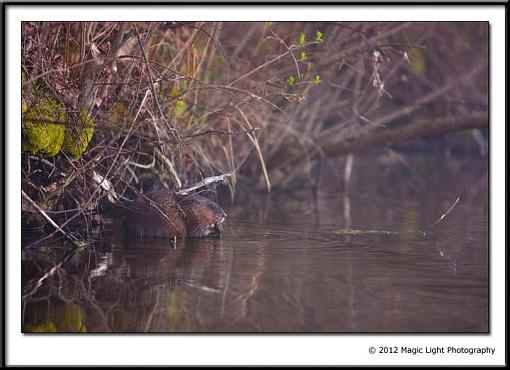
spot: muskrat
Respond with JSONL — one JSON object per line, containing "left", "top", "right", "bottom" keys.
{"left": 124, "top": 189, "right": 226, "bottom": 238}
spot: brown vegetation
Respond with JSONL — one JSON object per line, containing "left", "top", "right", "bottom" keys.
{"left": 21, "top": 21, "right": 488, "bottom": 239}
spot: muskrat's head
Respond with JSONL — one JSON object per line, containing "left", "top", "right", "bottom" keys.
{"left": 178, "top": 194, "right": 227, "bottom": 237}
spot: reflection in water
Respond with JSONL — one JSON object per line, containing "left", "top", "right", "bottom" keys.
{"left": 22, "top": 153, "right": 488, "bottom": 332}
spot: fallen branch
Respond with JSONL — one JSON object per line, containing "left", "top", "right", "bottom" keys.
{"left": 272, "top": 112, "right": 488, "bottom": 169}
{"left": 323, "top": 112, "right": 488, "bottom": 157}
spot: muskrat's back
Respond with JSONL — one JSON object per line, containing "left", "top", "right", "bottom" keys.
{"left": 124, "top": 189, "right": 226, "bottom": 238}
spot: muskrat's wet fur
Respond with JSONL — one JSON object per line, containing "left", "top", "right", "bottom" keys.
{"left": 124, "top": 189, "right": 226, "bottom": 238}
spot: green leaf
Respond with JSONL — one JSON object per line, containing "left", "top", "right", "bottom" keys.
{"left": 314, "top": 30, "right": 324, "bottom": 43}
{"left": 313, "top": 75, "right": 322, "bottom": 85}
{"left": 299, "top": 51, "right": 308, "bottom": 61}
{"left": 287, "top": 75, "right": 296, "bottom": 87}
{"left": 298, "top": 32, "right": 306, "bottom": 46}
{"left": 175, "top": 99, "right": 187, "bottom": 117}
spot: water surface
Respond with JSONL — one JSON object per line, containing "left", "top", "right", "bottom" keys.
{"left": 22, "top": 153, "right": 488, "bottom": 332}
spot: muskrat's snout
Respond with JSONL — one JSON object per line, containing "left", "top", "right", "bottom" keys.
{"left": 205, "top": 210, "right": 226, "bottom": 237}
{"left": 213, "top": 212, "right": 227, "bottom": 234}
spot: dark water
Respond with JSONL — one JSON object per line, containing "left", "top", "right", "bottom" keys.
{"left": 22, "top": 153, "right": 488, "bottom": 333}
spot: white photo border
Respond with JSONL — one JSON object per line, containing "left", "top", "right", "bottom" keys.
{"left": 5, "top": 4, "right": 506, "bottom": 366}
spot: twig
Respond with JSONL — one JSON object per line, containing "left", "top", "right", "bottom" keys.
{"left": 267, "top": 27, "right": 301, "bottom": 81}
{"left": 235, "top": 106, "right": 271, "bottom": 192}
{"left": 176, "top": 173, "right": 233, "bottom": 195}
{"left": 182, "top": 127, "right": 259, "bottom": 139}
{"left": 155, "top": 148, "right": 182, "bottom": 189}
{"left": 134, "top": 25, "right": 179, "bottom": 142}
{"left": 228, "top": 47, "right": 296, "bottom": 87}
{"left": 429, "top": 196, "right": 461, "bottom": 229}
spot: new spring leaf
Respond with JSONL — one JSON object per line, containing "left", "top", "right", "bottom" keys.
{"left": 315, "top": 30, "right": 324, "bottom": 43}
{"left": 298, "top": 32, "right": 306, "bottom": 46}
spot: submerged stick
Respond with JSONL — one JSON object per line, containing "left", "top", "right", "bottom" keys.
{"left": 332, "top": 196, "right": 461, "bottom": 238}
{"left": 332, "top": 228, "right": 426, "bottom": 237}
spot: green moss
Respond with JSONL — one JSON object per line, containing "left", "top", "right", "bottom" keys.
{"left": 22, "top": 97, "right": 67, "bottom": 157}
{"left": 63, "top": 108, "right": 95, "bottom": 159}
